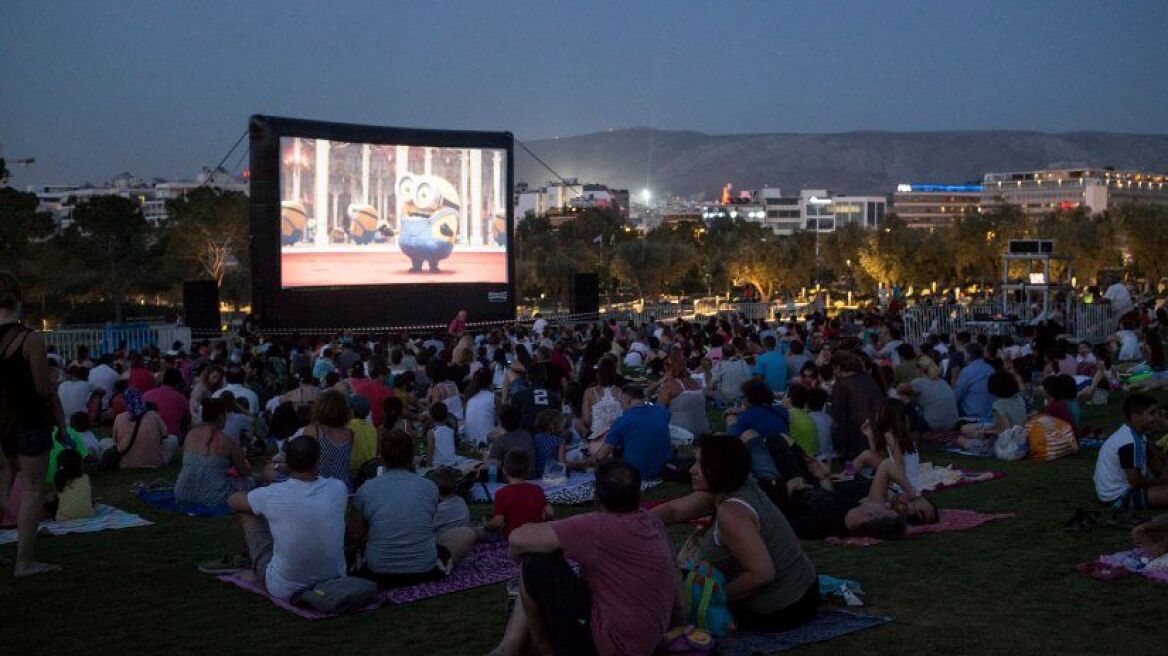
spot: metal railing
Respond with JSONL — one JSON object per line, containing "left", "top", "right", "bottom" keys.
{"left": 902, "top": 300, "right": 1119, "bottom": 346}
{"left": 41, "top": 324, "right": 193, "bottom": 360}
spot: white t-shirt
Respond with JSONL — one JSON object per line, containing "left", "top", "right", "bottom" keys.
{"left": 464, "top": 390, "right": 496, "bottom": 445}
{"left": 430, "top": 425, "right": 459, "bottom": 468}
{"left": 214, "top": 384, "right": 260, "bottom": 415}
{"left": 1094, "top": 425, "right": 1142, "bottom": 503}
{"left": 1103, "top": 283, "right": 1133, "bottom": 315}
{"left": 900, "top": 450, "right": 922, "bottom": 495}
{"left": 58, "top": 380, "right": 96, "bottom": 420}
{"left": 1116, "top": 330, "right": 1141, "bottom": 361}
{"left": 89, "top": 365, "right": 121, "bottom": 407}
{"left": 247, "top": 477, "right": 348, "bottom": 600}
{"left": 532, "top": 318, "right": 548, "bottom": 336}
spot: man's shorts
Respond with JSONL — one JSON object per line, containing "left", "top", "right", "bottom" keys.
{"left": 2, "top": 421, "right": 53, "bottom": 458}
{"left": 243, "top": 515, "right": 276, "bottom": 588}
{"left": 1119, "top": 487, "right": 1151, "bottom": 510}
{"left": 522, "top": 553, "right": 597, "bottom": 656}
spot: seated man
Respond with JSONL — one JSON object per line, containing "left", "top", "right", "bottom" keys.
{"left": 488, "top": 461, "right": 677, "bottom": 656}
{"left": 1094, "top": 393, "right": 1168, "bottom": 509}
{"left": 204, "top": 436, "right": 347, "bottom": 601}
{"left": 586, "top": 384, "right": 672, "bottom": 479}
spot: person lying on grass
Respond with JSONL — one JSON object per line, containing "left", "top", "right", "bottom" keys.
{"left": 198, "top": 435, "right": 347, "bottom": 602}
{"left": 1094, "top": 392, "right": 1168, "bottom": 510}
{"left": 652, "top": 433, "right": 820, "bottom": 633}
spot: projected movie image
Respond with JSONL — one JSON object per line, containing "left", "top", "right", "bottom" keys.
{"left": 279, "top": 137, "right": 508, "bottom": 288}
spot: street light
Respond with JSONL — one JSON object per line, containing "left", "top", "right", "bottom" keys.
{"left": 641, "top": 188, "right": 652, "bottom": 203}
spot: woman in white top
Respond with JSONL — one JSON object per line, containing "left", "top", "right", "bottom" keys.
{"left": 582, "top": 356, "right": 626, "bottom": 439}
{"left": 463, "top": 370, "right": 498, "bottom": 447}
{"left": 426, "top": 359, "right": 464, "bottom": 423}
{"left": 656, "top": 350, "right": 709, "bottom": 436}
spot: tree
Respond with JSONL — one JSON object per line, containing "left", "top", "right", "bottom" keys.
{"left": 0, "top": 187, "right": 54, "bottom": 277}
{"left": 1114, "top": 203, "right": 1168, "bottom": 292}
{"left": 72, "top": 195, "right": 155, "bottom": 323}
{"left": 0, "top": 158, "right": 9, "bottom": 186}
{"left": 165, "top": 187, "right": 250, "bottom": 288}
{"left": 951, "top": 205, "right": 1032, "bottom": 284}
{"left": 1034, "top": 207, "right": 1121, "bottom": 283}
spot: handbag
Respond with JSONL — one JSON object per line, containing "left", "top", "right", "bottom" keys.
{"left": 100, "top": 415, "right": 144, "bottom": 470}
{"left": 680, "top": 560, "right": 736, "bottom": 636}
{"left": 290, "top": 576, "right": 379, "bottom": 613}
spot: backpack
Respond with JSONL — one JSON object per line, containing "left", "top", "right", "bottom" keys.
{"left": 680, "top": 560, "right": 735, "bottom": 636}
{"left": 1026, "top": 414, "right": 1079, "bottom": 461}
{"left": 290, "top": 576, "right": 379, "bottom": 614}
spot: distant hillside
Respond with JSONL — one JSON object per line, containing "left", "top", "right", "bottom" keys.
{"left": 514, "top": 129, "right": 1168, "bottom": 199}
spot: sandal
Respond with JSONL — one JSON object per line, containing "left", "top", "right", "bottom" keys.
{"left": 197, "top": 554, "right": 251, "bottom": 574}
{"left": 1063, "top": 508, "right": 1101, "bottom": 531}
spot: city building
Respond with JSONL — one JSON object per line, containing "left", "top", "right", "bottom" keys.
{"left": 514, "top": 179, "right": 629, "bottom": 222}
{"left": 891, "top": 183, "right": 982, "bottom": 229}
{"left": 980, "top": 168, "right": 1168, "bottom": 215}
{"left": 29, "top": 167, "right": 247, "bottom": 229}
{"left": 704, "top": 187, "right": 886, "bottom": 236}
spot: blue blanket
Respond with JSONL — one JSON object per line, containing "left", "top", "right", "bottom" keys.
{"left": 137, "top": 489, "right": 234, "bottom": 517}
{"left": 718, "top": 609, "right": 893, "bottom": 656}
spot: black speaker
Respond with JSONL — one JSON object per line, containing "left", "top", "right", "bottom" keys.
{"left": 183, "top": 280, "right": 220, "bottom": 337}
{"left": 570, "top": 272, "right": 600, "bottom": 317}
{"left": 1008, "top": 239, "right": 1054, "bottom": 254}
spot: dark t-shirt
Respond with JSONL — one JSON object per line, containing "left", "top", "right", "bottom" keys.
{"left": 489, "top": 429, "right": 536, "bottom": 479}
{"left": 493, "top": 482, "right": 547, "bottom": 537}
{"left": 789, "top": 487, "right": 858, "bottom": 540}
{"left": 511, "top": 386, "right": 562, "bottom": 433}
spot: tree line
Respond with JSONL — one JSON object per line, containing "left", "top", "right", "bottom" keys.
{"left": 2, "top": 182, "right": 1166, "bottom": 324}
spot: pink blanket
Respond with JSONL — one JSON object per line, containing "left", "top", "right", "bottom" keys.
{"left": 217, "top": 542, "right": 519, "bottom": 619}
{"left": 1080, "top": 549, "right": 1168, "bottom": 585}
{"left": 826, "top": 509, "right": 1015, "bottom": 547}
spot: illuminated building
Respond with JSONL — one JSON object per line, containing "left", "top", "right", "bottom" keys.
{"left": 980, "top": 168, "right": 1168, "bottom": 215}
{"left": 702, "top": 187, "right": 885, "bottom": 236}
{"left": 891, "top": 183, "right": 981, "bottom": 229}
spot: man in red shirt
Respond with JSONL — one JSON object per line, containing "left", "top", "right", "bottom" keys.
{"left": 350, "top": 359, "right": 392, "bottom": 427}
{"left": 490, "top": 461, "right": 677, "bottom": 656}
{"left": 142, "top": 368, "right": 191, "bottom": 437}
{"left": 447, "top": 309, "right": 468, "bottom": 340}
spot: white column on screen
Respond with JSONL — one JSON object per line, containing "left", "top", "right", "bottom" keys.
{"left": 492, "top": 151, "right": 502, "bottom": 244}
{"left": 395, "top": 145, "right": 409, "bottom": 234}
{"left": 424, "top": 148, "right": 432, "bottom": 176}
{"left": 292, "top": 138, "right": 301, "bottom": 201}
{"left": 361, "top": 144, "right": 371, "bottom": 204}
{"left": 460, "top": 149, "right": 469, "bottom": 245}
{"left": 469, "top": 149, "right": 482, "bottom": 246}
{"left": 314, "top": 139, "right": 330, "bottom": 247}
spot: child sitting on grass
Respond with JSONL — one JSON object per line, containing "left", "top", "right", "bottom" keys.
{"left": 853, "top": 401, "right": 922, "bottom": 497}
{"left": 425, "top": 402, "right": 476, "bottom": 470}
{"left": 431, "top": 467, "right": 471, "bottom": 537}
{"left": 54, "top": 449, "right": 94, "bottom": 521}
{"left": 67, "top": 411, "right": 102, "bottom": 460}
{"left": 482, "top": 450, "right": 552, "bottom": 539}
{"left": 807, "top": 386, "right": 834, "bottom": 461}
{"left": 531, "top": 408, "right": 568, "bottom": 479}
{"left": 347, "top": 395, "right": 379, "bottom": 475}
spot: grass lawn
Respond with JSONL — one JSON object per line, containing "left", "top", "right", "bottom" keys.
{"left": 4, "top": 393, "right": 1167, "bottom": 656}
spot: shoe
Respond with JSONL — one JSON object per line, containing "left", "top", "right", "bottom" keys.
{"left": 1063, "top": 508, "right": 1100, "bottom": 532}
{"left": 197, "top": 554, "right": 251, "bottom": 574}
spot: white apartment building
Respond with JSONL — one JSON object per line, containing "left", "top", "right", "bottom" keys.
{"left": 980, "top": 167, "right": 1168, "bottom": 215}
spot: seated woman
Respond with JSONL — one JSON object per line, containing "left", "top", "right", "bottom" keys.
{"left": 101, "top": 388, "right": 177, "bottom": 469}
{"left": 531, "top": 408, "right": 568, "bottom": 479}
{"left": 284, "top": 390, "right": 354, "bottom": 490}
{"left": 349, "top": 430, "right": 477, "bottom": 588}
{"left": 1078, "top": 349, "right": 1119, "bottom": 406}
{"left": 852, "top": 401, "right": 921, "bottom": 497}
{"left": 897, "top": 355, "right": 958, "bottom": 432}
{"left": 175, "top": 398, "right": 254, "bottom": 507}
{"left": 957, "top": 371, "right": 1028, "bottom": 452}
{"left": 652, "top": 434, "right": 820, "bottom": 632}
{"left": 1039, "top": 374, "right": 1081, "bottom": 438}
{"left": 655, "top": 350, "right": 709, "bottom": 437}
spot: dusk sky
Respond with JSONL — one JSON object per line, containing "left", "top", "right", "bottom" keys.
{"left": 2, "top": 0, "right": 1165, "bottom": 186}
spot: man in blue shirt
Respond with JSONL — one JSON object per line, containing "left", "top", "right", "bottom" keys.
{"left": 752, "top": 335, "right": 789, "bottom": 393}
{"left": 726, "top": 380, "right": 789, "bottom": 481}
{"left": 589, "top": 385, "right": 672, "bottom": 479}
{"left": 953, "top": 343, "right": 995, "bottom": 419}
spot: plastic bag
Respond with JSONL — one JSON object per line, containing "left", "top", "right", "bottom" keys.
{"left": 993, "top": 425, "right": 1028, "bottom": 461}
{"left": 542, "top": 460, "right": 568, "bottom": 486}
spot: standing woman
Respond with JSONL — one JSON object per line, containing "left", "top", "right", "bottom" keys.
{"left": 0, "top": 272, "right": 68, "bottom": 576}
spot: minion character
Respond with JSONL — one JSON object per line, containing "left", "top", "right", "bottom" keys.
{"left": 280, "top": 200, "right": 308, "bottom": 246}
{"left": 396, "top": 174, "right": 460, "bottom": 272}
{"left": 346, "top": 203, "right": 380, "bottom": 245}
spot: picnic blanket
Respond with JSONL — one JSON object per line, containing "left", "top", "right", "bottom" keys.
{"left": 468, "top": 471, "right": 661, "bottom": 505}
{"left": 916, "top": 464, "right": 1006, "bottom": 492}
{"left": 0, "top": 504, "right": 152, "bottom": 544}
{"left": 826, "top": 509, "right": 1015, "bottom": 547}
{"left": 1078, "top": 549, "right": 1168, "bottom": 584}
{"left": 946, "top": 447, "right": 995, "bottom": 458}
{"left": 137, "top": 488, "right": 235, "bottom": 518}
{"left": 719, "top": 609, "right": 893, "bottom": 656}
{"left": 217, "top": 542, "right": 519, "bottom": 619}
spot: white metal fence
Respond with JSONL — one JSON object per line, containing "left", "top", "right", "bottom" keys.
{"left": 902, "top": 301, "right": 1119, "bottom": 346}
{"left": 42, "top": 324, "right": 193, "bottom": 360}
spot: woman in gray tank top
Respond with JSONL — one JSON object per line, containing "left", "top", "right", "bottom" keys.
{"left": 651, "top": 433, "right": 819, "bottom": 632}
{"left": 655, "top": 351, "right": 709, "bottom": 436}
